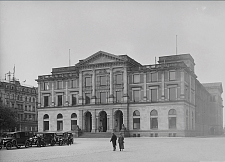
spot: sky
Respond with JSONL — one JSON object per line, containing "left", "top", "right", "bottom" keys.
{"left": 1, "top": 1, "right": 225, "bottom": 124}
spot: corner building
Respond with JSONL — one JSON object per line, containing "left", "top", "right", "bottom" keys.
{"left": 36, "top": 51, "right": 223, "bottom": 137}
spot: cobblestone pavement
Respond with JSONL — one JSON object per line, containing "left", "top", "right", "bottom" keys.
{"left": 1, "top": 137, "right": 225, "bottom": 162}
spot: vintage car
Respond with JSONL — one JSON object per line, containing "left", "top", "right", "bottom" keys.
{"left": 35, "top": 132, "right": 57, "bottom": 147}
{"left": 0, "top": 131, "right": 34, "bottom": 150}
{"left": 55, "top": 132, "right": 68, "bottom": 146}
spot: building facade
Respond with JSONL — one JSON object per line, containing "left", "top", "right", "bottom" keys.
{"left": 0, "top": 79, "right": 38, "bottom": 132}
{"left": 36, "top": 51, "right": 223, "bottom": 137}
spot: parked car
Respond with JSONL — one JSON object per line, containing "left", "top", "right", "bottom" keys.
{"left": 0, "top": 131, "right": 34, "bottom": 150}
{"left": 55, "top": 132, "right": 68, "bottom": 146}
{"left": 36, "top": 132, "right": 57, "bottom": 147}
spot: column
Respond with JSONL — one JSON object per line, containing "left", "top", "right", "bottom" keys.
{"left": 143, "top": 73, "right": 147, "bottom": 101}
{"left": 109, "top": 68, "right": 114, "bottom": 103}
{"left": 91, "top": 110, "right": 96, "bottom": 133}
{"left": 51, "top": 81, "right": 55, "bottom": 106}
{"left": 65, "top": 80, "right": 69, "bottom": 106}
{"left": 78, "top": 110, "right": 83, "bottom": 131}
{"left": 161, "top": 71, "right": 165, "bottom": 100}
{"left": 180, "top": 70, "right": 185, "bottom": 99}
{"left": 78, "top": 71, "right": 83, "bottom": 105}
{"left": 38, "top": 82, "right": 41, "bottom": 107}
{"left": 91, "top": 70, "right": 96, "bottom": 104}
{"left": 123, "top": 67, "right": 128, "bottom": 102}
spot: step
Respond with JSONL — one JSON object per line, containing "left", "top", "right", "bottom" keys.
{"left": 79, "top": 132, "right": 119, "bottom": 138}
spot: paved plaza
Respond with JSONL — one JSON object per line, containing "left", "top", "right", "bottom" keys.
{"left": 1, "top": 136, "right": 225, "bottom": 162}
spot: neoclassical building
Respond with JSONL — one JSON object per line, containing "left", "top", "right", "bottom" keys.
{"left": 36, "top": 51, "right": 223, "bottom": 137}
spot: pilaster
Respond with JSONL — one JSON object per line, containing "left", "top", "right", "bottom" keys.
{"left": 38, "top": 82, "right": 41, "bottom": 107}
{"left": 161, "top": 71, "right": 165, "bottom": 100}
{"left": 109, "top": 68, "right": 114, "bottom": 103}
{"left": 123, "top": 67, "right": 128, "bottom": 102}
{"left": 180, "top": 70, "right": 185, "bottom": 99}
{"left": 51, "top": 81, "right": 55, "bottom": 106}
{"left": 143, "top": 73, "right": 147, "bottom": 101}
{"left": 78, "top": 71, "right": 83, "bottom": 105}
{"left": 91, "top": 110, "right": 96, "bottom": 132}
{"left": 91, "top": 70, "right": 96, "bottom": 104}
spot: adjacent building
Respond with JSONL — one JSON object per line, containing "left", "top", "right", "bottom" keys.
{"left": 36, "top": 51, "right": 223, "bottom": 137}
{"left": 0, "top": 77, "right": 38, "bottom": 132}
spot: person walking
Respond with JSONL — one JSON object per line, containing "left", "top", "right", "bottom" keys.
{"left": 118, "top": 133, "right": 124, "bottom": 151}
{"left": 110, "top": 132, "right": 117, "bottom": 151}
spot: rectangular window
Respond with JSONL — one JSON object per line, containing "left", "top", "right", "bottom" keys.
{"left": 71, "top": 80, "right": 78, "bottom": 88}
{"left": 116, "top": 74, "right": 122, "bottom": 84}
{"left": 100, "top": 92, "right": 107, "bottom": 103}
{"left": 150, "top": 73, "right": 158, "bottom": 82}
{"left": 44, "top": 82, "right": 49, "bottom": 90}
{"left": 169, "top": 87, "right": 176, "bottom": 101}
{"left": 85, "top": 93, "right": 91, "bottom": 104}
{"left": 169, "top": 71, "right": 176, "bottom": 81}
{"left": 71, "top": 120, "right": 77, "bottom": 130}
{"left": 133, "top": 74, "right": 140, "bottom": 83}
{"left": 151, "top": 89, "right": 157, "bottom": 102}
{"left": 133, "top": 90, "right": 140, "bottom": 102}
{"left": 150, "top": 118, "right": 158, "bottom": 129}
{"left": 85, "top": 77, "right": 91, "bottom": 87}
{"left": 44, "top": 96, "right": 49, "bottom": 107}
{"left": 72, "top": 94, "right": 77, "bottom": 106}
{"left": 44, "top": 121, "right": 49, "bottom": 131}
{"left": 133, "top": 118, "right": 140, "bottom": 129}
{"left": 57, "top": 81, "right": 63, "bottom": 89}
{"left": 57, "top": 121, "right": 63, "bottom": 131}
{"left": 169, "top": 117, "right": 176, "bottom": 129}
{"left": 100, "top": 76, "right": 107, "bottom": 86}
{"left": 116, "top": 91, "right": 122, "bottom": 103}
{"left": 58, "top": 95, "right": 62, "bottom": 106}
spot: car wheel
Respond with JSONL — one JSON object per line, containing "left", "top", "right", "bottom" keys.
{"left": 51, "top": 140, "right": 55, "bottom": 146}
{"left": 25, "top": 141, "right": 30, "bottom": 148}
{"left": 16, "top": 145, "right": 21, "bottom": 149}
{"left": 6, "top": 143, "right": 12, "bottom": 150}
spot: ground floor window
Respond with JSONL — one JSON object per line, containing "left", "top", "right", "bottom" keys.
{"left": 71, "top": 120, "right": 77, "bottom": 130}
{"left": 57, "top": 121, "right": 63, "bottom": 131}
{"left": 133, "top": 118, "right": 140, "bottom": 129}
{"left": 43, "top": 121, "right": 49, "bottom": 131}
{"left": 150, "top": 118, "right": 158, "bottom": 129}
{"left": 169, "top": 117, "right": 176, "bottom": 129}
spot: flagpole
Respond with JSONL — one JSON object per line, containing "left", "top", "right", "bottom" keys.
{"left": 69, "top": 49, "right": 71, "bottom": 67}
{"left": 176, "top": 35, "right": 177, "bottom": 55}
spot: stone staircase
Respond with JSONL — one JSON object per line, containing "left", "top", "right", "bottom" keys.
{"left": 79, "top": 132, "right": 120, "bottom": 138}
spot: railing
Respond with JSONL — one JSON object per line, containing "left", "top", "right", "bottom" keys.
{"left": 38, "top": 73, "right": 78, "bottom": 80}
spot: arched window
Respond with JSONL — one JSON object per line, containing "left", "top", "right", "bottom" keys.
{"left": 71, "top": 113, "right": 77, "bottom": 130}
{"left": 168, "top": 109, "right": 176, "bottom": 129}
{"left": 43, "top": 114, "right": 49, "bottom": 131}
{"left": 57, "top": 113, "right": 63, "bottom": 131}
{"left": 133, "top": 110, "right": 140, "bottom": 129}
{"left": 150, "top": 110, "right": 158, "bottom": 129}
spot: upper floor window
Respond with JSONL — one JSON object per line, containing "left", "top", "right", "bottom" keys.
{"left": 116, "top": 91, "right": 122, "bottom": 103}
{"left": 71, "top": 79, "right": 79, "bottom": 88}
{"left": 85, "top": 93, "right": 91, "bottom": 104}
{"left": 115, "top": 74, "right": 122, "bottom": 85}
{"left": 133, "top": 90, "right": 140, "bottom": 102}
{"left": 57, "top": 81, "right": 63, "bottom": 89}
{"left": 133, "top": 74, "right": 140, "bottom": 83}
{"left": 169, "top": 71, "right": 176, "bottom": 81}
{"left": 150, "top": 73, "right": 158, "bottom": 82}
{"left": 100, "top": 76, "right": 107, "bottom": 86}
{"left": 44, "top": 82, "right": 49, "bottom": 90}
{"left": 44, "top": 96, "right": 49, "bottom": 107}
{"left": 85, "top": 77, "right": 91, "bottom": 87}
{"left": 57, "top": 95, "right": 63, "bottom": 106}
{"left": 150, "top": 88, "right": 157, "bottom": 102}
{"left": 169, "top": 87, "right": 176, "bottom": 101}
{"left": 100, "top": 92, "right": 107, "bottom": 103}
{"left": 72, "top": 94, "right": 77, "bottom": 106}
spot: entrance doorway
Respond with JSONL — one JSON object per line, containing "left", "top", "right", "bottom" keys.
{"left": 99, "top": 111, "right": 107, "bottom": 132}
{"left": 84, "top": 111, "right": 92, "bottom": 132}
{"left": 114, "top": 110, "right": 123, "bottom": 132}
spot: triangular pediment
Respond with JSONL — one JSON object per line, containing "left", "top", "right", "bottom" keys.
{"left": 77, "top": 51, "right": 125, "bottom": 66}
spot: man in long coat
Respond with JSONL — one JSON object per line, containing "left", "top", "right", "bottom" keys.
{"left": 110, "top": 132, "right": 117, "bottom": 151}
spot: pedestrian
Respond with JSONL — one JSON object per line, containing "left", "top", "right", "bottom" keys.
{"left": 118, "top": 132, "right": 124, "bottom": 151}
{"left": 110, "top": 132, "right": 117, "bottom": 151}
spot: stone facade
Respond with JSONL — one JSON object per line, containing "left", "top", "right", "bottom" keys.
{"left": 0, "top": 80, "right": 38, "bottom": 132}
{"left": 36, "top": 51, "right": 223, "bottom": 137}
